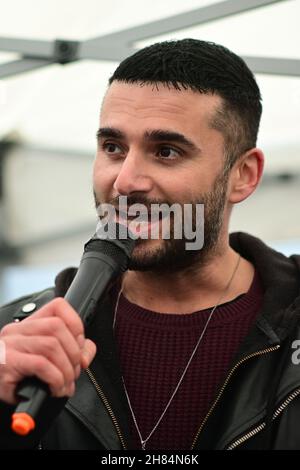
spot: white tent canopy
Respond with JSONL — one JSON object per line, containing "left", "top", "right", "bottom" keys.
{"left": 0, "top": 0, "right": 300, "bottom": 173}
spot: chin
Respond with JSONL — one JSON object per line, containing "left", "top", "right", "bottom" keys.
{"left": 127, "top": 239, "right": 167, "bottom": 271}
{"left": 130, "top": 238, "right": 163, "bottom": 259}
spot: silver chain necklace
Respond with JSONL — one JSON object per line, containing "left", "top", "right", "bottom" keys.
{"left": 113, "top": 254, "right": 241, "bottom": 450}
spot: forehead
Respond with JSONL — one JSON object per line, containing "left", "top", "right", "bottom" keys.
{"left": 100, "top": 81, "right": 222, "bottom": 131}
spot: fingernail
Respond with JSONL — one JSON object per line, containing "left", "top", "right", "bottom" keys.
{"left": 58, "top": 386, "right": 66, "bottom": 396}
{"left": 67, "top": 383, "right": 75, "bottom": 397}
{"left": 75, "top": 364, "right": 81, "bottom": 377}
{"left": 81, "top": 350, "right": 90, "bottom": 369}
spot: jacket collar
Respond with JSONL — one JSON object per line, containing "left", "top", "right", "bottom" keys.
{"left": 230, "top": 232, "right": 300, "bottom": 346}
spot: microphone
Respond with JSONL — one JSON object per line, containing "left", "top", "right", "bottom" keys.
{"left": 11, "top": 222, "right": 136, "bottom": 436}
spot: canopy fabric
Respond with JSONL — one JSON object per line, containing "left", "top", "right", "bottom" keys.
{"left": 0, "top": 0, "right": 299, "bottom": 173}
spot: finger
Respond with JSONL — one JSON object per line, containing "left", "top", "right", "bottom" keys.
{"left": 80, "top": 339, "right": 97, "bottom": 369}
{"left": 12, "top": 351, "right": 66, "bottom": 397}
{"left": 27, "top": 297, "right": 84, "bottom": 339}
{"left": 5, "top": 317, "right": 82, "bottom": 368}
{"left": 10, "top": 335, "right": 78, "bottom": 385}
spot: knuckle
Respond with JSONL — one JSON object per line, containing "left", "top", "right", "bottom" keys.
{"left": 1, "top": 370, "right": 11, "bottom": 386}
{"left": 53, "top": 297, "right": 73, "bottom": 317}
{"left": 0, "top": 335, "right": 21, "bottom": 358}
{"left": 65, "top": 367, "right": 75, "bottom": 384}
{"left": 32, "top": 356, "right": 48, "bottom": 374}
{"left": 71, "top": 348, "right": 81, "bottom": 365}
{"left": 51, "top": 297, "right": 65, "bottom": 309}
{"left": 0, "top": 379, "right": 16, "bottom": 404}
{"left": 3, "top": 334, "right": 20, "bottom": 350}
{"left": 52, "top": 372, "right": 65, "bottom": 390}
{"left": 44, "top": 336, "right": 60, "bottom": 354}
{"left": 49, "top": 316, "right": 64, "bottom": 333}
{"left": 0, "top": 323, "right": 15, "bottom": 336}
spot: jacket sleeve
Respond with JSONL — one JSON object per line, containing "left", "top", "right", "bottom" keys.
{"left": 0, "top": 288, "right": 68, "bottom": 449}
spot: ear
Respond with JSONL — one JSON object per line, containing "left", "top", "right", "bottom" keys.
{"left": 228, "top": 148, "right": 264, "bottom": 204}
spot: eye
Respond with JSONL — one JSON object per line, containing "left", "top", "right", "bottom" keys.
{"left": 158, "top": 146, "right": 181, "bottom": 159}
{"left": 102, "top": 142, "right": 123, "bottom": 155}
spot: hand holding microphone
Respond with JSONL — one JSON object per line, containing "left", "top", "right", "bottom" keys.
{"left": 0, "top": 222, "right": 135, "bottom": 435}
{"left": 0, "top": 298, "right": 96, "bottom": 401}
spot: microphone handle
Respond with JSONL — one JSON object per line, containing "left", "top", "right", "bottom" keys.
{"left": 11, "top": 250, "right": 123, "bottom": 436}
{"left": 64, "top": 251, "right": 120, "bottom": 324}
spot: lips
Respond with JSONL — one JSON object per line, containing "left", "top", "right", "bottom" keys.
{"left": 115, "top": 207, "right": 168, "bottom": 222}
{"left": 113, "top": 209, "right": 163, "bottom": 237}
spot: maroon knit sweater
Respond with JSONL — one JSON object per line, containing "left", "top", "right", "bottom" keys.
{"left": 113, "top": 272, "right": 263, "bottom": 450}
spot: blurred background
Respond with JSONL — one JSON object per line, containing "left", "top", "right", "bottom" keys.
{"left": 0, "top": 0, "right": 299, "bottom": 304}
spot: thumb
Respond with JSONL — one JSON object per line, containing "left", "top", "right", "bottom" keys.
{"left": 81, "top": 339, "right": 97, "bottom": 369}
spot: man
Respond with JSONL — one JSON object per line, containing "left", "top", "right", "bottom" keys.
{"left": 1, "top": 38, "right": 300, "bottom": 450}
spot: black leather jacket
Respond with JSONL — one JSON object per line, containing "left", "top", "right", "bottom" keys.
{"left": 1, "top": 232, "right": 300, "bottom": 450}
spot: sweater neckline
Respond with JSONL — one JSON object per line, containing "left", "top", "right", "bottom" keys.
{"left": 114, "top": 270, "right": 263, "bottom": 328}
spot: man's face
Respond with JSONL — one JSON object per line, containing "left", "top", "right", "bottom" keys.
{"left": 93, "top": 81, "right": 229, "bottom": 272}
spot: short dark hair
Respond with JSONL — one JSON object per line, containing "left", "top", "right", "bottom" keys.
{"left": 109, "top": 38, "right": 262, "bottom": 170}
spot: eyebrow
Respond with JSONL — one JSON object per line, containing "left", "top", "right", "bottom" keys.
{"left": 96, "top": 127, "right": 125, "bottom": 141}
{"left": 144, "top": 129, "right": 200, "bottom": 152}
{"left": 96, "top": 127, "right": 200, "bottom": 152}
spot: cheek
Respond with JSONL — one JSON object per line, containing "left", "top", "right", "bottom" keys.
{"left": 93, "top": 157, "right": 117, "bottom": 199}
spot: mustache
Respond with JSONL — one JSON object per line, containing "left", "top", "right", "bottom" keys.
{"left": 93, "top": 191, "right": 172, "bottom": 212}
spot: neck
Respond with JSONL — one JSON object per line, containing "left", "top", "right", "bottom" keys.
{"left": 121, "top": 242, "right": 254, "bottom": 314}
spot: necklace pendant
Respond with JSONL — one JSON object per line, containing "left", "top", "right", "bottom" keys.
{"left": 141, "top": 441, "right": 146, "bottom": 450}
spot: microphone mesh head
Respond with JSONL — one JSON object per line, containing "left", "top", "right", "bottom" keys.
{"left": 84, "top": 222, "right": 136, "bottom": 264}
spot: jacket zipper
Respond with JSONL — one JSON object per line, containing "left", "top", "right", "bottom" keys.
{"left": 86, "top": 367, "right": 127, "bottom": 450}
{"left": 227, "top": 387, "right": 300, "bottom": 449}
{"left": 191, "top": 345, "right": 280, "bottom": 449}
{"left": 87, "top": 345, "right": 286, "bottom": 450}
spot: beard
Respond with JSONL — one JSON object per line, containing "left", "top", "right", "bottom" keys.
{"left": 93, "top": 169, "right": 229, "bottom": 274}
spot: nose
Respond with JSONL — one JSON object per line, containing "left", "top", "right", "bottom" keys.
{"left": 113, "top": 152, "right": 153, "bottom": 196}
